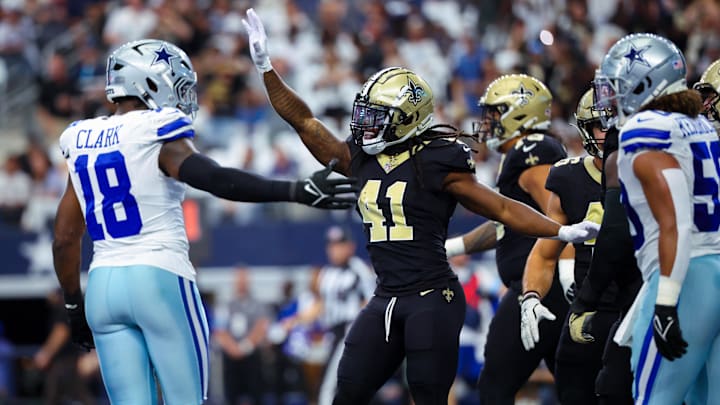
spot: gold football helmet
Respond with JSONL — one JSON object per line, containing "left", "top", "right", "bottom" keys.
{"left": 351, "top": 67, "right": 434, "bottom": 155}
{"left": 574, "top": 88, "right": 612, "bottom": 158}
{"left": 475, "top": 74, "right": 552, "bottom": 151}
{"left": 694, "top": 59, "right": 720, "bottom": 123}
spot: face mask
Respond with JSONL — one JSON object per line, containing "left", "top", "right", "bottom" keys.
{"left": 361, "top": 141, "right": 386, "bottom": 155}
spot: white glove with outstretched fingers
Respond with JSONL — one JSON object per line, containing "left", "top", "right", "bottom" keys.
{"left": 520, "top": 292, "right": 556, "bottom": 351}
{"left": 241, "top": 8, "right": 272, "bottom": 73}
{"left": 556, "top": 220, "right": 600, "bottom": 244}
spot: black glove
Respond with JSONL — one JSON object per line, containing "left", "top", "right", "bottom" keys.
{"left": 652, "top": 304, "right": 687, "bottom": 361}
{"left": 294, "top": 159, "right": 358, "bottom": 209}
{"left": 64, "top": 291, "right": 95, "bottom": 351}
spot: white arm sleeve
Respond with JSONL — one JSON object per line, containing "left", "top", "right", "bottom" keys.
{"left": 657, "top": 168, "right": 692, "bottom": 304}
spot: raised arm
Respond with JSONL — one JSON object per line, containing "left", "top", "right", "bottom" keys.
{"left": 243, "top": 8, "right": 351, "bottom": 175}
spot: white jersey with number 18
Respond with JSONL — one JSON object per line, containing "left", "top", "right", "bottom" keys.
{"left": 58, "top": 107, "right": 196, "bottom": 280}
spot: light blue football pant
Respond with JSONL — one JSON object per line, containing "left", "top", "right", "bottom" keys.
{"left": 631, "top": 255, "right": 720, "bottom": 405}
{"left": 85, "top": 265, "right": 209, "bottom": 405}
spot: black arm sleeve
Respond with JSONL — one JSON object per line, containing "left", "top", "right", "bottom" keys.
{"left": 572, "top": 187, "right": 639, "bottom": 312}
{"left": 178, "top": 153, "right": 295, "bottom": 203}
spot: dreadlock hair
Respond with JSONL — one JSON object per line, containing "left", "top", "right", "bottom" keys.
{"left": 409, "top": 123, "right": 472, "bottom": 189}
{"left": 639, "top": 89, "right": 703, "bottom": 117}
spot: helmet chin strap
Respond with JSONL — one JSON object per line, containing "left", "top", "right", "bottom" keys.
{"left": 486, "top": 117, "right": 543, "bottom": 152}
{"left": 362, "top": 141, "right": 386, "bottom": 155}
{"left": 362, "top": 129, "right": 417, "bottom": 155}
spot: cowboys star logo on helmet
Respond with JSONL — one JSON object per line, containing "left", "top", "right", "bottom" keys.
{"left": 623, "top": 44, "right": 651, "bottom": 73}
{"left": 152, "top": 45, "right": 176, "bottom": 66}
{"left": 400, "top": 77, "right": 426, "bottom": 106}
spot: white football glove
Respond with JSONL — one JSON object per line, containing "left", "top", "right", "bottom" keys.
{"left": 241, "top": 8, "right": 273, "bottom": 73}
{"left": 556, "top": 220, "right": 600, "bottom": 244}
{"left": 520, "top": 292, "right": 556, "bottom": 351}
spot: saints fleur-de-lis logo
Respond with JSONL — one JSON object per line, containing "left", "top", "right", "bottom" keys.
{"left": 400, "top": 77, "right": 426, "bottom": 106}
{"left": 512, "top": 84, "right": 534, "bottom": 106}
{"left": 442, "top": 287, "right": 454, "bottom": 303}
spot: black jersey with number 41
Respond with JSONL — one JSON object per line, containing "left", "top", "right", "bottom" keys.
{"left": 347, "top": 138, "right": 476, "bottom": 297}
{"left": 494, "top": 133, "right": 567, "bottom": 289}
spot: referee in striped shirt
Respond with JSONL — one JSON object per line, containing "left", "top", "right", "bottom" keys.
{"left": 316, "top": 226, "right": 375, "bottom": 405}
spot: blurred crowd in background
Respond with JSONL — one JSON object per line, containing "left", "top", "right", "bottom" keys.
{"left": 2, "top": 0, "right": 720, "bottom": 403}
{"left": 2, "top": 0, "right": 720, "bottom": 232}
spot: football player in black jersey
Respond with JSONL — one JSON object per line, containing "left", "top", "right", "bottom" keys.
{"left": 521, "top": 89, "right": 627, "bottom": 404}
{"left": 568, "top": 124, "right": 641, "bottom": 405}
{"left": 243, "top": 9, "right": 598, "bottom": 405}
{"left": 445, "top": 74, "right": 573, "bottom": 404}
{"left": 694, "top": 59, "right": 720, "bottom": 126}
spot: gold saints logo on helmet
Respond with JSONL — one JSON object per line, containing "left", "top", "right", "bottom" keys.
{"left": 511, "top": 84, "right": 534, "bottom": 106}
{"left": 400, "top": 77, "right": 426, "bottom": 106}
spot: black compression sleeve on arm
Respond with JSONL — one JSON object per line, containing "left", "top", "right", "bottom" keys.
{"left": 573, "top": 187, "right": 637, "bottom": 311}
{"left": 178, "top": 153, "right": 294, "bottom": 202}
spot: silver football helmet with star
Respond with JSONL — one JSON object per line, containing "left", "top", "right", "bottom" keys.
{"left": 105, "top": 39, "right": 199, "bottom": 118}
{"left": 593, "top": 33, "right": 687, "bottom": 128}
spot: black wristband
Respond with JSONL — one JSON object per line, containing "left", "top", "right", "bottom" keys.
{"left": 520, "top": 290, "right": 541, "bottom": 304}
{"left": 63, "top": 290, "right": 83, "bottom": 307}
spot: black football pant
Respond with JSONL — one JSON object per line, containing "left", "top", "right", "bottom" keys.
{"left": 333, "top": 279, "right": 465, "bottom": 405}
{"left": 477, "top": 280, "right": 568, "bottom": 405}
{"left": 595, "top": 318, "right": 634, "bottom": 405}
{"left": 554, "top": 309, "right": 620, "bottom": 404}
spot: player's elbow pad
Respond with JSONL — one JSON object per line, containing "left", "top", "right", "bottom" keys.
{"left": 178, "top": 153, "right": 292, "bottom": 202}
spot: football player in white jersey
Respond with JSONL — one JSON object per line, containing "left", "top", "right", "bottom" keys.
{"left": 594, "top": 33, "right": 720, "bottom": 404}
{"left": 51, "top": 39, "right": 357, "bottom": 405}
